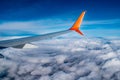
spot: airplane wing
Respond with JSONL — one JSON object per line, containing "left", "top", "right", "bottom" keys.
{"left": 0, "top": 11, "right": 85, "bottom": 49}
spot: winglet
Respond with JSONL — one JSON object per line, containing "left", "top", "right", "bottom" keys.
{"left": 69, "top": 11, "right": 86, "bottom": 35}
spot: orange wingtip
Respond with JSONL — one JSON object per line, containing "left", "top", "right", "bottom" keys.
{"left": 69, "top": 11, "right": 85, "bottom": 36}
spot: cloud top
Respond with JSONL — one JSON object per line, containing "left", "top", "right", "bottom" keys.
{"left": 0, "top": 37, "right": 120, "bottom": 80}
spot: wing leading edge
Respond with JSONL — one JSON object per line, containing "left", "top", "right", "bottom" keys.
{"left": 0, "top": 11, "right": 86, "bottom": 49}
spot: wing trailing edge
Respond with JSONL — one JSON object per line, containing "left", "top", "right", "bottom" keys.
{"left": 12, "top": 43, "right": 38, "bottom": 49}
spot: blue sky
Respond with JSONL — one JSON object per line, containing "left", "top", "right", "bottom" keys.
{"left": 0, "top": 0, "right": 120, "bottom": 37}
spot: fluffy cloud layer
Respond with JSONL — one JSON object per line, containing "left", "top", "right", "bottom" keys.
{"left": 0, "top": 37, "right": 120, "bottom": 80}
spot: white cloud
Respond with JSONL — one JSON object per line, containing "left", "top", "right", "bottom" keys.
{"left": 0, "top": 18, "right": 120, "bottom": 38}
{"left": 0, "top": 37, "right": 120, "bottom": 80}
{"left": 0, "top": 18, "right": 119, "bottom": 34}
{"left": 0, "top": 19, "right": 72, "bottom": 34}
{"left": 52, "top": 71, "right": 75, "bottom": 80}
{"left": 82, "top": 19, "right": 120, "bottom": 25}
